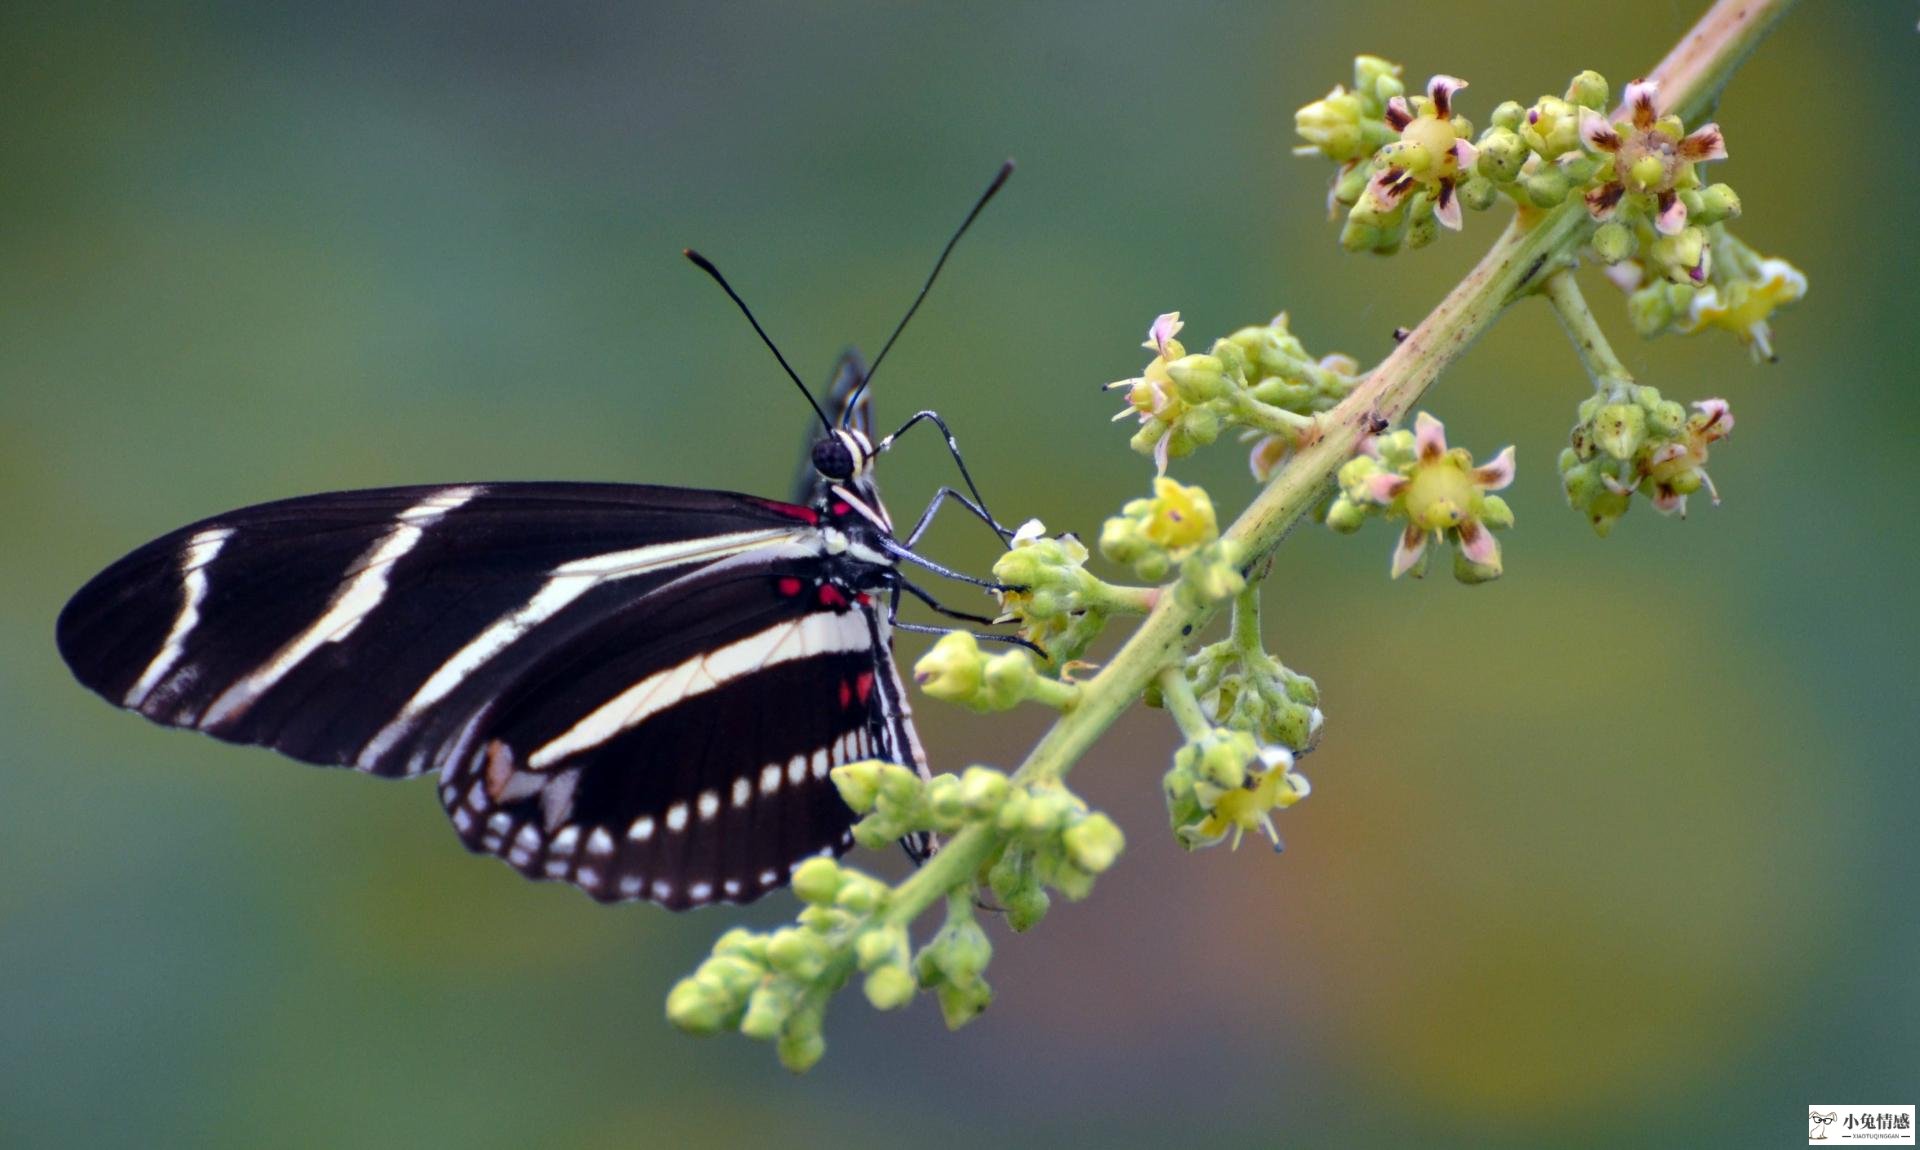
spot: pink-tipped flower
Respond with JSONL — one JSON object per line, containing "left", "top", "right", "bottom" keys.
{"left": 1370, "top": 75, "right": 1477, "bottom": 231}
{"left": 1578, "top": 78, "right": 1727, "bottom": 235}
{"left": 1143, "top": 312, "right": 1185, "bottom": 359}
{"left": 1359, "top": 413, "right": 1516, "bottom": 580}
{"left": 1641, "top": 398, "right": 1733, "bottom": 516}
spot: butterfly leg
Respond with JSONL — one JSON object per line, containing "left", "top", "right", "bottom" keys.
{"left": 901, "top": 486, "right": 1015, "bottom": 550}
{"left": 886, "top": 584, "right": 1047, "bottom": 656}
{"left": 880, "top": 410, "right": 1013, "bottom": 547}
{"left": 882, "top": 539, "right": 1019, "bottom": 592}
{"left": 893, "top": 573, "right": 1002, "bottom": 626}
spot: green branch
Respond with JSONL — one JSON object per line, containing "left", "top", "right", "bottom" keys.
{"left": 1543, "top": 270, "right": 1634, "bottom": 390}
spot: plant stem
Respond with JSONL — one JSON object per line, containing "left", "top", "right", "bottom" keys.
{"left": 1156, "top": 669, "right": 1213, "bottom": 740}
{"left": 863, "top": 0, "right": 1796, "bottom": 940}
{"left": 1542, "top": 270, "right": 1634, "bottom": 389}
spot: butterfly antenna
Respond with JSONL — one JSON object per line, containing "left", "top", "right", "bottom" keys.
{"left": 846, "top": 159, "right": 1014, "bottom": 421}
{"left": 684, "top": 248, "right": 832, "bottom": 432}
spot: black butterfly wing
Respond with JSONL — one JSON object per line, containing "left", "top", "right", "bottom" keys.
{"left": 56, "top": 482, "right": 823, "bottom": 780}
{"left": 435, "top": 556, "right": 911, "bottom": 908}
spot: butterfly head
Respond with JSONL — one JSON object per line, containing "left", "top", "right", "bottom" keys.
{"left": 810, "top": 428, "right": 877, "bottom": 483}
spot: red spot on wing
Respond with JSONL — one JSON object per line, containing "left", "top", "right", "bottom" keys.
{"left": 856, "top": 592, "right": 872, "bottom": 606}
{"left": 818, "top": 584, "right": 848, "bottom": 609}
{"left": 838, "top": 680, "right": 853, "bottom": 709}
{"left": 748, "top": 497, "right": 819, "bottom": 526}
{"left": 777, "top": 576, "right": 803, "bottom": 597}
{"left": 855, "top": 672, "right": 874, "bottom": 706}
{"left": 831, "top": 501, "right": 851, "bottom": 517}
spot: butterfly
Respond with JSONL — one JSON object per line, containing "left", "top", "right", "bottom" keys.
{"left": 56, "top": 163, "right": 1022, "bottom": 911}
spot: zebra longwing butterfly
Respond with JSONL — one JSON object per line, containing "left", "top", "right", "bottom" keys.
{"left": 56, "top": 164, "right": 1019, "bottom": 911}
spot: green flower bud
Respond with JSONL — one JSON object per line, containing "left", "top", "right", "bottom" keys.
{"left": 712, "top": 928, "right": 766, "bottom": 963}
{"left": 1593, "top": 403, "right": 1647, "bottom": 460}
{"left": 1649, "top": 227, "right": 1709, "bottom": 285}
{"left": 1478, "top": 494, "right": 1515, "bottom": 531}
{"left": 914, "top": 631, "right": 985, "bottom": 702}
{"left": 1475, "top": 127, "right": 1528, "bottom": 182}
{"left": 1168, "top": 354, "right": 1230, "bottom": 403}
{"left": 766, "top": 927, "right": 831, "bottom": 982}
{"left": 1694, "top": 182, "right": 1741, "bottom": 226}
{"left": 1405, "top": 207, "right": 1438, "bottom": 250}
{"left": 665, "top": 979, "right": 735, "bottom": 1035}
{"left": 1519, "top": 96, "right": 1580, "bottom": 159}
{"left": 1452, "top": 547, "right": 1503, "bottom": 584}
{"left": 740, "top": 981, "right": 801, "bottom": 1041}
{"left": 1648, "top": 399, "right": 1687, "bottom": 436}
{"left": 834, "top": 872, "right": 887, "bottom": 915}
{"left": 796, "top": 905, "right": 850, "bottom": 935}
{"left": 1325, "top": 495, "right": 1368, "bottom": 533}
{"left": 850, "top": 816, "right": 899, "bottom": 852}
{"left": 1062, "top": 813, "right": 1125, "bottom": 874}
{"left": 1339, "top": 208, "right": 1408, "bottom": 255}
{"left": 1354, "top": 55, "right": 1401, "bottom": 100}
{"left": 959, "top": 766, "right": 1010, "bottom": 815}
{"left": 924, "top": 774, "right": 966, "bottom": 830}
{"left": 863, "top": 964, "right": 917, "bottom": 1011}
{"left": 1522, "top": 165, "right": 1576, "bottom": 208}
{"left": 828, "top": 761, "right": 882, "bottom": 815}
{"left": 1189, "top": 729, "right": 1256, "bottom": 790}
{"left": 874, "top": 762, "right": 923, "bottom": 808}
{"left": 1591, "top": 221, "right": 1634, "bottom": 264}
{"left": 1564, "top": 70, "right": 1609, "bottom": 110}
{"left": 1458, "top": 175, "right": 1496, "bottom": 212}
{"left": 776, "top": 1019, "right": 826, "bottom": 1074}
{"left": 789, "top": 856, "right": 844, "bottom": 906}
{"left": 1491, "top": 100, "right": 1525, "bottom": 132}
{"left": 1043, "top": 860, "right": 1097, "bottom": 902}
{"left": 973, "top": 650, "right": 1037, "bottom": 712}
{"left": 987, "top": 845, "right": 1051, "bottom": 932}
{"left": 1628, "top": 284, "right": 1676, "bottom": 337}
{"left": 934, "top": 978, "right": 992, "bottom": 1031}
{"left": 854, "top": 924, "right": 909, "bottom": 972}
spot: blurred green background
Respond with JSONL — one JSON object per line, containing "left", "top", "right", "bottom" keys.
{"left": 3, "top": 3, "right": 1913, "bottom": 1147}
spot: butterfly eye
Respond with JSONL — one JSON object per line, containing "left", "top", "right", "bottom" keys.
{"left": 811, "top": 436, "right": 855, "bottom": 481}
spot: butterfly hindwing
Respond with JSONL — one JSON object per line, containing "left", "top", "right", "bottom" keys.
{"left": 436, "top": 558, "right": 903, "bottom": 907}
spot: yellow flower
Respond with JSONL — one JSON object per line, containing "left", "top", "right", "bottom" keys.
{"left": 1190, "top": 746, "right": 1310, "bottom": 850}
{"left": 1141, "top": 477, "right": 1217, "bottom": 551}
{"left": 1678, "top": 257, "right": 1806, "bottom": 362}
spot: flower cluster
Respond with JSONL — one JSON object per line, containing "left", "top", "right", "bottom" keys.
{"left": 1186, "top": 628, "right": 1324, "bottom": 755}
{"left": 1578, "top": 79, "right": 1728, "bottom": 237}
{"left": 1614, "top": 228, "right": 1807, "bottom": 361}
{"left": 1560, "top": 387, "right": 1734, "bottom": 534}
{"left": 1326, "top": 413, "right": 1516, "bottom": 582}
{"left": 667, "top": 762, "right": 1123, "bottom": 1068}
{"left": 1111, "top": 312, "right": 1358, "bottom": 474}
{"left": 1163, "top": 728, "right": 1311, "bottom": 851}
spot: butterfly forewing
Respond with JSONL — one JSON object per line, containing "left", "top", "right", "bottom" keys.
{"left": 58, "top": 483, "right": 820, "bottom": 776}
